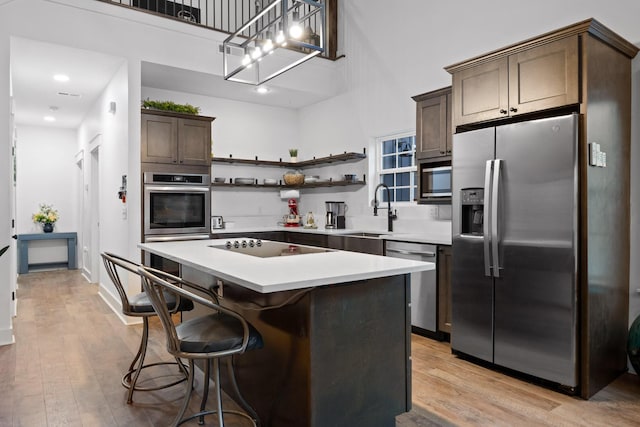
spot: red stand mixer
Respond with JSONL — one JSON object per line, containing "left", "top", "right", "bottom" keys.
{"left": 285, "top": 198, "right": 301, "bottom": 227}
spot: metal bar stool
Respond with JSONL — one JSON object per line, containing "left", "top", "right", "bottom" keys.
{"left": 101, "top": 252, "right": 194, "bottom": 404}
{"left": 139, "top": 265, "right": 263, "bottom": 427}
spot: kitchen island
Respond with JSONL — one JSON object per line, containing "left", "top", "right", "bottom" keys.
{"left": 139, "top": 238, "right": 434, "bottom": 427}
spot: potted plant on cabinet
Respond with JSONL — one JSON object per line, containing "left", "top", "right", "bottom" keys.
{"left": 289, "top": 148, "right": 298, "bottom": 163}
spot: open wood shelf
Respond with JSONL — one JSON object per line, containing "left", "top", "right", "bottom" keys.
{"left": 211, "top": 151, "right": 366, "bottom": 168}
{"left": 212, "top": 179, "right": 366, "bottom": 189}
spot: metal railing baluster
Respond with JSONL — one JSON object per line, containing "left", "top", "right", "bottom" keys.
{"left": 96, "top": 0, "right": 335, "bottom": 59}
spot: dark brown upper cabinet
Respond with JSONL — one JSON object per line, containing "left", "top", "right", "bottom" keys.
{"left": 449, "top": 36, "right": 579, "bottom": 127}
{"left": 141, "top": 109, "right": 214, "bottom": 166}
{"left": 412, "top": 87, "right": 452, "bottom": 161}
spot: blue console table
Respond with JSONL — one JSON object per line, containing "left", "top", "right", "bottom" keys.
{"left": 17, "top": 232, "right": 77, "bottom": 274}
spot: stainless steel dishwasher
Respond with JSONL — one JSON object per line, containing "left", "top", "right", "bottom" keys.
{"left": 386, "top": 240, "right": 438, "bottom": 335}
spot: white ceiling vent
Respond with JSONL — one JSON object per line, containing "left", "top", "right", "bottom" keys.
{"left": 58, "top": 91, "right": 82, "bottom": 98}
{"left": 219, "top": 44, "right": 244, "bottom": 56}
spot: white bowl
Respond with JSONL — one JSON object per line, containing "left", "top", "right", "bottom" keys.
{"left": 264, "top": 178, "right": 277, "bottom": 185}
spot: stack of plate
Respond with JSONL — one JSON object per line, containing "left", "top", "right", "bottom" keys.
{"left": 235, "top": 177, "right": 255, "bottom": 185}
{"left": 304, "top": 175, "right": 320, "bottom": 184}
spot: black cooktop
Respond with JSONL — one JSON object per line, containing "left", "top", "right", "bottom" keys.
{"left": 209, "top": 239, "right": 332, "bottom": 258}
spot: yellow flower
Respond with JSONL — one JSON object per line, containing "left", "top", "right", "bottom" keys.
{"left": 32, "top": 204, "right": 59, "bottom": 224}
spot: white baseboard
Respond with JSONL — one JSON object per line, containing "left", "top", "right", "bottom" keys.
{"left": 81, "top": 267, "right": 92, "bottom": 283}
{"left": 98, "top": 282, "right": 142, "bottom": 326}
{"left": 0, "top": 327, "right": 15, "bottom": 347}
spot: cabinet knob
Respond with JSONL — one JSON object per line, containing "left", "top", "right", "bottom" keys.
{"left": 510, "top": 107, "right": 518, "bottom": 113}
{"left": 440, "top": 150, "right": 446, "bottom": 154}
{"left": 499, "top": 109, "right": 508, "bottom": 114}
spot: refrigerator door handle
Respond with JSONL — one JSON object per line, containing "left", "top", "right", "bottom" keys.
{"left": 483, "top": 160, "right": 493, "bottom": 277}
{"left": 491, "top": 159, "right": 502, "bottom": 278}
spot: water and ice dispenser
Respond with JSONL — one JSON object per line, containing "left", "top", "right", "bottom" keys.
{"left": 460, "top": 189, "right": 484, "bottom": 236}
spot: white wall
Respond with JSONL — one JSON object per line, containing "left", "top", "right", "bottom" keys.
{"left": 15, "top": 126, "right": 78, "bottom": 233}
{"left": 77, "top": 60, "right": 130, "bottom": 308}
{"left": 15, "top": 125, "right": 79, "bottom": 264}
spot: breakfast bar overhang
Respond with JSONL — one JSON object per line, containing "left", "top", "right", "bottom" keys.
{"left": 139, "top": 238, "right": 435, "bottom": 427}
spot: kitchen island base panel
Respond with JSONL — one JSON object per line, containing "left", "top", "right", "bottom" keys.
{"left": 220, "top": 275, "right": 411, "bottom": 427}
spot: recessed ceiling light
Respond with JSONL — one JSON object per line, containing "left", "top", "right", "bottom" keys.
{"left": 44, "top": 116, "right": 56, "bottom": 122}
{"left": 53, "top": 74, "right": 70, "bottom": 82}
{"left": 256, "top": 86, "right": 269, "bottom": 94}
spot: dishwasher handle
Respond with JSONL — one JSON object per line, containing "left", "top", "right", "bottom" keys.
{"left": 386, "top": 248, "right": 436, "bottom": 258}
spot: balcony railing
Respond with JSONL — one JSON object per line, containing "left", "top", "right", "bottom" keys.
{"left": 99, "top": 0, "right": 338, "bottom": 59}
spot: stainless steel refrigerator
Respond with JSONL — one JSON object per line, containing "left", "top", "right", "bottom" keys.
{"left": 451, "top": 114, "right": 578, "bottom": 389}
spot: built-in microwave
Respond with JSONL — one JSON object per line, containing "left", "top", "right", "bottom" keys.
{"left": 419, "top": 163, "right": 452, "bottom": 202}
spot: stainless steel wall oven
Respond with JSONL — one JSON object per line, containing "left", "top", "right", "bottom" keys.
{"left": 143, "top": 171, "right": 211, "bottom": 275}
{"left": 143, "top": 171, "right": 211, "bottom": 237}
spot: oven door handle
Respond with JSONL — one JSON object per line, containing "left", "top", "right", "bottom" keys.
{"left": 145, "top": 185, "right": 210, "bottom": 192}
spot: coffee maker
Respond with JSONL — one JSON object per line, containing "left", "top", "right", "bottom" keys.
{"left": 325, "top": 201, "right": 346, "bottom": 229}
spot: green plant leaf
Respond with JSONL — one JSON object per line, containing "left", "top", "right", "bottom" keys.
{"left": 142, "top": 99, "right": 200, "bottom": 115}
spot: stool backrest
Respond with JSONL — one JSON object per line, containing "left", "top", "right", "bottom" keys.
{"left": 101, "top": 252, "right": 140, "bottom": 315}
{"left": 138, "top": 266, "right": 253, "bottom": 359}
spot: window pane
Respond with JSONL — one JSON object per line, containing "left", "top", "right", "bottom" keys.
{"left": 397, "top": 172, "right": 410, "bottom": 186}
{"left": 382, "top": 174, "right": 394, "bottom": 187}
{"left": 398, "top": 152, "right": 413, "bottom": 167}
{"left": 382, "top": 190, "right": 394, "bottom": 203}
{"left": 397, "top": 137, "right": 414, "bottom": 153}
{"left": 397, "top": 188, "right": 410, "bottom": 202}
{"left": 382, "top": 139, "right": 396, "bottom": 154}
{"left": 382, "top": 156, "right": 396, "bottom": 169}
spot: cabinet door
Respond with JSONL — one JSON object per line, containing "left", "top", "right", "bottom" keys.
{"left": 178, "top": 118, "right": 212, "bottom": 166}
{"left": 416, "top": 94, "right": 449, "bottom": 159}
{"left": 286, "top": 232, "right": 328, "bottom": 247}
{"left": 445, "top": 91, "right": 453, "bottom": 154}
{"left": 437, "top": 246, "right": 452, "bottom": 334}
{"left": 508, "top": 36, "right": 579, "bottom": 116}
{"left": 452, "top": 57, "right": 508, "bottom": 127}
{"left": 141, "top": 114, "right": 178, "bottom": 164}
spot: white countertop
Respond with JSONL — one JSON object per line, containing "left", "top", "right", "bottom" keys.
{"left": 139, "top": 238, "right": 434, "bottom": 293}
{"left": 211, "top": 226, "right": 452, "bottom": 245}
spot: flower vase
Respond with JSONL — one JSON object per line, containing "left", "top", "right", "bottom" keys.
{"left": 43, "top": 223, "right": 54, "bottom": 233}
{"left": 290, "top": 156, "right": 298, "bottom": 163}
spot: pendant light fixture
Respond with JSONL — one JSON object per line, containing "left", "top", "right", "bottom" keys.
{"left": 223, "top": 0, "right": 325, "bottom": 85}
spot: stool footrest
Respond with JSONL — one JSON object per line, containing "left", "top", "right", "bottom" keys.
{"left": 122, "top": 361, "right": 188, "bottom": 392}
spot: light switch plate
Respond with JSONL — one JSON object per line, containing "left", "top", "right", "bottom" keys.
{"left": 589, "top": 142, "right": 598, "bottom": 166}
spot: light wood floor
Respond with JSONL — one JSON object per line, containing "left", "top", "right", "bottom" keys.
{"left": 2, "top": 270, "right": 639, "bottom": 426}
{"left": 411, "top": 334, "right": 640, "bottom": 426}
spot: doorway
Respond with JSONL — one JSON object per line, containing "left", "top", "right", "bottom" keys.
{"left": 89, "top": 142, "right": 100, "bottom": 284}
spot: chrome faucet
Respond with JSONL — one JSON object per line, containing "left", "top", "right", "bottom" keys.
{"left": 373, "top": 183, "right": 398, "bottom": 232}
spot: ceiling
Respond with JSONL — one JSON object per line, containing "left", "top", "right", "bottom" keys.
{"left": 141, "top": 62, "right": 330, "bottom": 109}
{"left": 11, "top": 37, "right": 126, "bottom": 129}
{"left": 11, "top": 37, "right": 333, "bottom": 130}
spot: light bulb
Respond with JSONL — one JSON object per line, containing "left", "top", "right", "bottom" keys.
{"left": 251, "top": 47, "right": 262, "bottom": 60}
{"left": 289, "top": 10, "right": 303, "bottom": 39}
{"left": 275, "top": 30, "right": 286, "bottom": 45}
{"left": 262, "top": 38, "right": 274, "bottom": 53}
{"left": 289, "top": 23, "right": 303, "bottom": 39}
{"left": 241, "top": 54, "right": 251, "bottom": 66}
